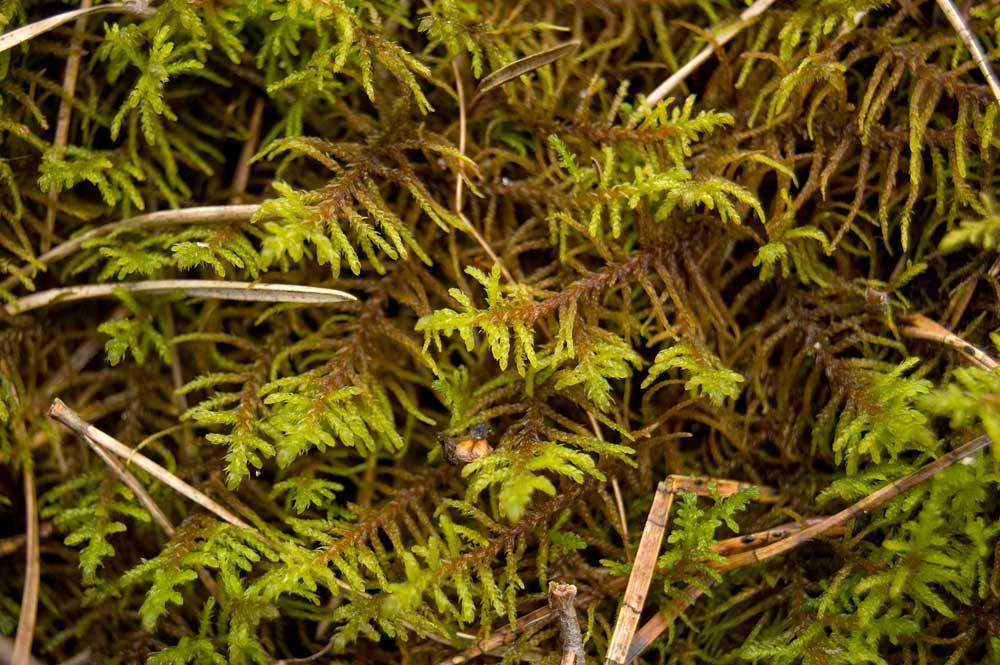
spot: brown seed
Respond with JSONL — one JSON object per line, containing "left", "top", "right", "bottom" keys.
{"left": 439, "top": 425, "right": 495, "bottom": 465}
{"left": 453, "top": 437, "right": 493, "bottom": 462}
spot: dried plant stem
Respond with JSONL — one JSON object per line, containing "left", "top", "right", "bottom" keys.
{"left": 448, "top": 56, "right": 513, "bottom": 283}
{"left": 605, "top": 479, "right": 676, "bottom": 665}
{"left": 1, "top": 204, "right": 262, "bottom": 292}
{"left": 81, "top": 429, "right": 225, "bottom": 598}
{"left": 712, "top": 517, "right": 839, "bottom": 556}
{"left": 666, "top": 474, "right": 781, "bottom": 503}
{"left": 944, "top": 254, "right": 1000, "bottom": 329}
{"left": 0, "top": 637, "right": 43, "bottom": 665}
{"left": 611, "top": 478, "right": 629, "bottom": 542}
{"left": 48, "top": 399, "right": 251, "bottom": 529}
{"left": 548, "top": 582, "right": 585, "bottom": 665}
{"left": 39, "top": 336, "right": 106, "bottom": 400}
{"left": 606, "top": 474, "right": 784, "bottom": 664}
{"left": 439, "top": 597, "right": 585, "bottom": 665}
{"left": 644, "top": 0, "right": 777, "bottom": 106}
{"left": 459, "top": 216, "right": 513, "bottom": 282}
{"left": 627, "top": 437, "right": 991, "bottom": 661}
{"left": 443, "top": 517, "right": 844, "bottom": 665}
{"left": 625, "top": 582, "right": 708, "bottom": 664}
{"left": 899, "top": 312, "right": 997, "bottom": 370}
{"left": 935, "top": 0, "right": 1000, "bottom": 103}
{"left": 161, "top": 306, "right": 191, "bottom": 457}
{"left": 720, "top": 435, "right": 992, "bottom": 570}
{"left": 452, "top": 59, "right": 468, "bottom": 214}
{"left": 6, "top": 280, "right": 356, "bottom": 315}
{"left": 12, "top": 466, "right": 40, "bottom": 665}
{"left": 948, "top": 276, "right": 978, "bottom": 329}
{"left": 42, "top": 0, "right": 91, "bottom": 253}
{"left": 83, "top": 435, "right": 175, "bottom": 536}
{"left": 0, "top": 1, "right": 152, "bottom": 54}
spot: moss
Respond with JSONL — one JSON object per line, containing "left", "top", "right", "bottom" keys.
{"left": 1, "top": 0, "right": 999, "bottom": 662}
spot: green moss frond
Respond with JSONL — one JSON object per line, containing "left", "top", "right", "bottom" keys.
{"left": 2, "top": 0, "right": 999, "bottom": 661}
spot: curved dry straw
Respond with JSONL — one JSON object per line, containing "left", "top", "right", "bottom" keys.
{"left": 5, "top": 279, "right": 356, "bottom": 315}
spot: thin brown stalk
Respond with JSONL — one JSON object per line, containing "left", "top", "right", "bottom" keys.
{"left": 48, "top": 399, "right": 252, "bottom": 529}
{"left": 447, "top": 55, "right": 513, "bottom": 283}
{"left": 611, "top": 478, "right": 629, "bottom": 544}
{"left": 587, "top": 411, "right": 630, "bottom": 554}
{"left": 82, "top": 434, "right": 174, "bottom": 536}
{"left": 42, "top": 0, "right": 92, "bottom": 253}
{"left": 12, "top": 466, "right": 39, "bottom": 665}
{"left": 39, "top": 337, "right": 106, "bottom": 399}
{"left": 452, "top": 59, "right": 468, "bottom": 214}
{"left": 947, "top": 277, "right": 978, "bottom": 329}
{"left": 458, "top": 215, "right": 514, "bottom": 282}
{"left": 548, "top": 582, "right": 585, "bottom": 665}
{"left": 161, "top": 306, "right": 189, "bottom": 433}
{"left": 229, "top": 98, "right": 266, "bottom": 204}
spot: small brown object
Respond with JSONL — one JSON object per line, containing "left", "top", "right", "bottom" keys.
{"left": 439, "top": 423, "right": 494, "bottom": 465}
{"left": 548, "top": 582, "right": 585, "bottom": 665}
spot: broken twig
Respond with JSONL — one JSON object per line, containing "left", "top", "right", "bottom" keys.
{"left": 548, "top": 582, "right": 585, "bottom": 665}
{"left": 81, "top": 436, "right": 175, "bottom": 537}
{"left": 48, "top": 399, "right": 251, "bottom": 529}
{"left": 720, "top": 435, "right": 992, "bottom": 570}
{"left": 899, "top": 312, "right": 997, "bottom": 370}
{"left": 605, "top": 479, "right": 676, "bottom": 665}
